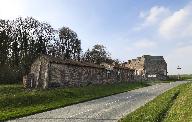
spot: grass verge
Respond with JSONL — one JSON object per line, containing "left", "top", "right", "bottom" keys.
{"left": 0, "top": 82, "right": 148, "bottom": 121}
{"left": 119, "top": 82, "right": 191, "bottom": 122}
{"left": 163, "top": 82, "right": 192, "bottom": 122}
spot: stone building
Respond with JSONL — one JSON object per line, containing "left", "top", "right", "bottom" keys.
{"left": 27, "top": 55, "right": 135, "bottom": 89}
{"left": 124, "top": 55, "right": 167, "bottom": 80}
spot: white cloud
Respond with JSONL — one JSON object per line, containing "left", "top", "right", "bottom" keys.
{"left": 159, "top": 3, "right": 192, "bottom": 39}
{"left": 143, "top": 6, "right": 170, "bottom": 24}
{"left": 133, "top": 39, "right": 157, "bottom": 49}
{"left": 139, "top": 11, "right": 146, "bottom": 18}
{"left": 134, "top": 6, "right": 170, "bottom": 31}
{"left": 136, "top": 2, "right": 192, "bottom": 41}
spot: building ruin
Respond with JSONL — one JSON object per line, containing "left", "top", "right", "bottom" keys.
{"left": 124, "top": 55, "right": 167, "bottom": 80}
{"left": 24, "top": 55, "right": 168, "bottom": 89}
{"left": 26, "top": 55, "right": 135, "bottom": 89}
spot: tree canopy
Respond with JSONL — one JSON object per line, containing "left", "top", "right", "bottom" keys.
{"left": 0, "top": 17, "right": 82, "bottom": 84}
{"left": 0, "top": 17, "right": 119, "bottom": 84}
{"left": 82, "top": 44, "right": 117, "bottom": 65}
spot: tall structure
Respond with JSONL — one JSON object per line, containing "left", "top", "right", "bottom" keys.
{"left": 124, "top": 55, "right": 167, "bottom": 80}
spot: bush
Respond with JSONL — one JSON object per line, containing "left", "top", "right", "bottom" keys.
{"left": 0, "top": 65, "right": 20, "bottom": 84}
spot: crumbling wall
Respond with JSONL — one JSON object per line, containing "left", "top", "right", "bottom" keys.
{"left": 30, "top": 56, "right": 49, "bottom": 88}
{"left": 144, "top": 56, "right": 167, "bottom": 80}
{"left": 28, "top": 55, "right": 135, "bottom": 89}
{"left": 125, "top": 57, "right": 145, "bottom": 76}
{"left": 125, "top": 55, "right": 167, "bottom": 81}
{"left": 48, "top": 63, "right": 135, "bottom": 87}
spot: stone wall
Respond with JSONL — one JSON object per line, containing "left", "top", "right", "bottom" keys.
{"left": 144, "top": 55, "right": 167, "bottom": 80}
{"left": 26, "top": 54, "right": 168, "bottom": 89}
{"left": 48, "top": 63, "right": 134, "bottom": 87}
{"left": 30, "top": 56, "right": 49, "bottom": 88}
{"left": 125, "top": 57, "right": 145, "bottom": 76}
{"left": 28, "top": 55, "right": 135, "bottom": 89}
{"left": 124, "top": 55, "right": 167, "bottom": 80}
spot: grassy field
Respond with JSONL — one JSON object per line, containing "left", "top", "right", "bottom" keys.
{"left": 163, "top": 82, "right": 192, "bottom": 121}
{"left": 119, "top": 82, "right": 192, "bottom": 122}
{"left": 168, "top": 74, "right": 192, "bottom": 81}
{"left": 0, "top": 82, "right": 148, "bottom": 121}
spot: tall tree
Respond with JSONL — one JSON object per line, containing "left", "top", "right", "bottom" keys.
{"left": 82, "top": 44, "right": 112, "bottom": 64}
{"left": 59, "top": 27, "right": 81, "bottom": 60}
{"left": 0, "top": 19, "right": 11, "bottom": 65}
{"left": 11, "top": 17, "right": 56, "bottom": 74}
{"left": 0, "top": 17, "right": 83, "bottom": 84}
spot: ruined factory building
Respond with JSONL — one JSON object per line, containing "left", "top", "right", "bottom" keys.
{"left": 124, "top": 55, "right": 168, "bottom": 81}
{"left": 25, "top": 55, "right": 135, "bottom": 89}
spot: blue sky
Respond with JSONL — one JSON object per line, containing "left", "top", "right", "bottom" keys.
{"left": 0, "top": 0, "right": 192, "bottom": 74}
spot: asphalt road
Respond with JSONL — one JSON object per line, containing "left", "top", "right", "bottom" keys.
{"left": 9, "top": 81, "right": 188, "bottom": 122}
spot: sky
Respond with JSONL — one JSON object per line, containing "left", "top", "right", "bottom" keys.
{"left": 0, "top": 0, "right": 192, "bottom": 75}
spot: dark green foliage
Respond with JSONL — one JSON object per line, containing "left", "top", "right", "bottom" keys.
{"left": 82, "top": 44, "right": 118, "bottom": 64}
{"left": 0, "top": 17, "right": 82, "bottom": 84}
{"left": 58, "top": 27, "right": 81, "bottom": 60}
{"left": 0, "top": 65, "right": 20, "bottom": 84}
{"left": 0, "top": 82, "right": 148, "bottom": 121}
{"left": 0, "top": 20, "right": 11, "bottom": 65}
{"left": 0, "top": 17, "right": 120, "bottom": 84}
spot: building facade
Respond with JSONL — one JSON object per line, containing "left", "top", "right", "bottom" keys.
{"left": 124, "top": 55, "right": 167, "bottom": 80}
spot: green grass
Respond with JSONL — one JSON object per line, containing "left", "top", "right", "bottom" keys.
{"left": 164, "top": 83, "right": 192, "bottom": 122}
{"left": 0, "top": 82, "right": 148, "bottom": 121}
{"left": 168, "top": 74, "right": 192, "bottom": 81}
{"left": 144, "top": 80, "right": 177, "bottom": 86}
{"left": 119, "top": 82, "right": 192, "bottom": 122}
